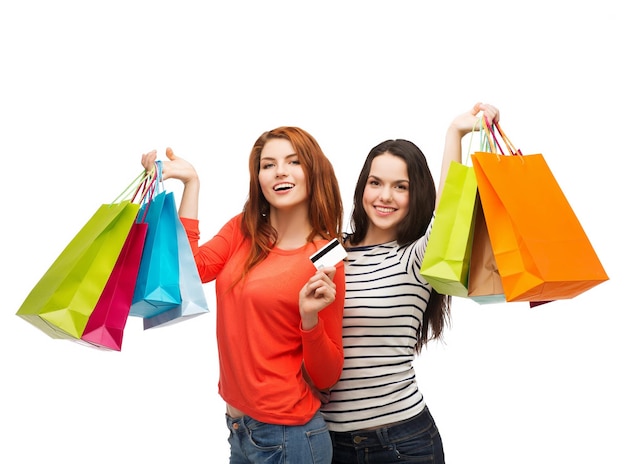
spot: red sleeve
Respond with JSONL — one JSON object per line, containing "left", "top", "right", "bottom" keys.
{"left": 301, "top": 262, "right": 345, "bottom": 389}
{"left": 180, "top": 214, "right": 242, "bottom": 283}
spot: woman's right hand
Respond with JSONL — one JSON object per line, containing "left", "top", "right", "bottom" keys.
{"left": 299, "top": 266, "right": 338, "bottom": 331}
{"left": 141, "top": 147, "right": 199, "bottom": 185}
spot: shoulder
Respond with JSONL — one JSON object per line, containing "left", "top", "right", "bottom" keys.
{"left": 230, "top": 212, "right": 244, "bottom": 226}
{"left": 214, "top": 213, "right": 245, "bottom": 238}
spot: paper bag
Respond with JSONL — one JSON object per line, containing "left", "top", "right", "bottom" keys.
{"left": 472, "top": 151, "right": 609, "bottom": 301}
{"left": 420, "top": 161, "right": 478, "bottom": 296}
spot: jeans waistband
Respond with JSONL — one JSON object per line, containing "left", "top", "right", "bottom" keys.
{"left": 329, "top": 406, "right": 434, "bottom": 447}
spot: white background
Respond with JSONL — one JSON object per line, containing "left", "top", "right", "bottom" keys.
{"left": 1, "top": 1, "right": 624, "bottom": 463}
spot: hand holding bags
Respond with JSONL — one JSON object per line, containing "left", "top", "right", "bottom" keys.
{"left": 472, "top": 121, "right": 609, "bottom": 302}
{"left": 130, "top": 162, "right": 183, "bottom": 318}
{"left": 420, "top": 119, "right": 492, "bottom": 297}
{"left": 18, "top": 160, "right": 210, "bottom": 350}
{"left": 132, "top": 160, "right": 209, "bottom": 328}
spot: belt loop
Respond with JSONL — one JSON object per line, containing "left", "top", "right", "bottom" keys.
{"left": 375, "top": 426, "right": 389, "bottom": 444}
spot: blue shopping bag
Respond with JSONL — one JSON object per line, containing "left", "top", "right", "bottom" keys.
{"left": 143, "top": 212, "right": 209, "bottom": 329}
{"left": 130, "top": 163, "right": 182, "bottom": 318}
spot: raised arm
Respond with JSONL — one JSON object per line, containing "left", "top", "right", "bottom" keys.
{"left": 141, "top": 147, "right": 200, "bottom": 219}
{"left": 436, "top": 102, "right": 500, "bottom": 207}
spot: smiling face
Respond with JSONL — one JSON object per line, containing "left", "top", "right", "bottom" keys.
{"left": 361, "top": 152, "right": 410, "bottom": 244}
{"left": 258, "top": 138, "right": 309, "bottom": 212}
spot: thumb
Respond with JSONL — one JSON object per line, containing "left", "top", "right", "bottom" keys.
{"left": 165, "top": 147, "right": 177, "bottom": 160}
{"left": 471, "top": 102, "right": 483, "bottom": 116}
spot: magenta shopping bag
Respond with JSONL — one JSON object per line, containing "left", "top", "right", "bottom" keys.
{"left": 80, "top": 221, "right": 148, "bottom": 350}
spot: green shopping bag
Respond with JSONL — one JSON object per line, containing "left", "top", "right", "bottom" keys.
{"left": 420, "top": 161, "right": 478, "bottom": 296}
{"left": 16, "top": 172, "right": 146, "bottom": 340}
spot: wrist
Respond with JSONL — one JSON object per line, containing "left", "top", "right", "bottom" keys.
{"left": 183, "top": 173, "right": 200, "bottom": 186}
{"left": 300, "top": 313, "right": 319, "bottom": 331}
{"left": 447, "top": 123, "right": 470, "bottom": 139}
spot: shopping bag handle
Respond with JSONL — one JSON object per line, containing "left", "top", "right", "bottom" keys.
{"left": 493, "top": 120, "right": 523, "bottom": 156}
{"left": 134, "top": 160, "right": 164, "bottom": 223}
{"left": 481, "top": 115, "right": 508, "bottom": 155}
{"left": 112, "top": 170, "right": 150, "bottom": 205}
{"left": 465, "top": 113, "right": 504, "bottom": 164}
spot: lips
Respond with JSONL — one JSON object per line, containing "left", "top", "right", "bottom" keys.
{"left": 374, "top": 206, "right": 396, "bottom": 213}
{"left": 273, "top": 182, "right": 295, "bottom": 191}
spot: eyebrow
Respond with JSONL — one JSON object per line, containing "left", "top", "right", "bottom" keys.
{"left": 368, "top": 174, "right": 409, "bottom": 183}
{"left": 260, "top": 153, "right": 298, "bottom": 161}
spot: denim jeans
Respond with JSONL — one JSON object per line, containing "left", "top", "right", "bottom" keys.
{"left": 329, "top": 406, "right": 445, "bottom": 463}
{"left": 226, "top": 409, "right": 332, "bottom": 464}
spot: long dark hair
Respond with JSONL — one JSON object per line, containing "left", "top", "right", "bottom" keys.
{"left": 349, "top": 139, "right": 450, "bottom": 352}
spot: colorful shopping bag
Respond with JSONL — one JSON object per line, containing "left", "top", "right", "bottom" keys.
{"left": 80, "top": 221, "right": 148, "bottom": 350}
{"left": 467, "top": 195, "right": 505, "bottom": 304}
{"left": 143, "top": 213, "right": 209, "bottom": 329}
{"left": 472, "top": 121, "right": 609, "bottom": 301}
{"left": 16, "top": 172, "right": 146, "bottom": 340}
{"left": 420, "top": 161, "right": 478, "bottom": 296}
{"left": 130, "top": 164, "right": 182, "bottom": 318}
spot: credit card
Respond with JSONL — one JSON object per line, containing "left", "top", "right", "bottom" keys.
{"left": 309, "top": 238, "right": 347, "bottom": 269}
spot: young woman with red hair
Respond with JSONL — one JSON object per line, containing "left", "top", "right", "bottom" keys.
{"left": 142, "top": 126, "right": 345, "bottom": 464}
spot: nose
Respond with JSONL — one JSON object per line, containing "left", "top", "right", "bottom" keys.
{"left": 380, "top": 185, "right": 393, "bottom": 202}
{"left": 275, "top": 161, "right": 288, "bottom": 177}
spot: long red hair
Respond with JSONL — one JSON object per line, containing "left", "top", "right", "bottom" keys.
{"left": 240, "top": 126, "right": 343, "bottom": 276}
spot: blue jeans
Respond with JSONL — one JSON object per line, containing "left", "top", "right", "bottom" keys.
{"left": 226, "top": 410, "right": 332, "bottom": 464}
{"left": 329, "top": 406, "right": 445, "bottom": 463}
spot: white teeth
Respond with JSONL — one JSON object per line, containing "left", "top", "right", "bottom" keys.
{"left": 274, "top": 183, "right": 294, "bottom": 191}
{"left": 375, "top": 206, "right": 395, "bottom": 213}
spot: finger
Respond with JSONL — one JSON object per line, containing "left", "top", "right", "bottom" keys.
{"left": 308, "top": 279, "right": 328, "bottom": 296}
{"left": 166, "top": 147, "right": 176, "bottom": 160}
{"left": 481, "top": 104, "right": 499, "bottom": 125}
{"left": 315, "top": 274, "right": 336, "bottom": 292}
{"left": 315, "top": 283, "right": 336, "bottom": 300}
{"left": 486, "top": 106, "right": 500, "bottom": 123}
{"left": 304, "top": 278, "right": 330, "bottom": 299}
{"left": 471, "top": 102, "right": 483, "bottom": 116}
{"left": 141, "top": 151, "right": 157, "bottom": 170}
{"left": 319, "top": 266, "right": 337, "bottom": 280}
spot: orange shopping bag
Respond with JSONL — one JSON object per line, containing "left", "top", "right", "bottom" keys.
{"left": 471, "top": 121, "right": 608, "bottom": 302}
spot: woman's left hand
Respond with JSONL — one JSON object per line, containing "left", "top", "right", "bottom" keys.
{"left": 299, "top": 267, "right": 337, "bottom": 330}
{"left": 449, "top": 102, "right": 501, "bottom": 137}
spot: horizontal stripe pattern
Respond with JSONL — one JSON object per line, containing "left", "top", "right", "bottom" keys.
{"left": 322, "top": 229, "right": 433, "bottom": 432}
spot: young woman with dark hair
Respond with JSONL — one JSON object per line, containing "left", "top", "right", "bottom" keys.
{"left": 321, "top": 103, "right": 500, "bottom": 464}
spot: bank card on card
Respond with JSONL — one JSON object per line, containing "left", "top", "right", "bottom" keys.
{"left": 309, "top": 238, "right": 347, "bottom": 269}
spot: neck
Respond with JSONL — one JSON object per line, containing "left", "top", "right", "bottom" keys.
{"left": 269, "top": 204, "right": 314, "bottom": 249}
{"left": 357, "top": 227, "right": 397, "bottom": 247}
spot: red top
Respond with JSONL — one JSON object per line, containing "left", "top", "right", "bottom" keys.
{"left": 181, "top": 214, "right": 345, "bottom": 425}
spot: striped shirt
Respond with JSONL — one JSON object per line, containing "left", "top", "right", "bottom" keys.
{"left": 321, "top": 230, "right": 432, "bottom": 432}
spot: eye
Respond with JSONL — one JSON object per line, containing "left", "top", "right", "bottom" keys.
{"left": 368, "top": 179, "right": 380, "bottom": 186}
{"left": 396, "top": 183, "right": 409, "bottom": 191}
{"left": 289, "top": 159, "right": 301, "bottom": 165}
{"left": 261, "top": 162, "right": 275, "bottom": 169}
